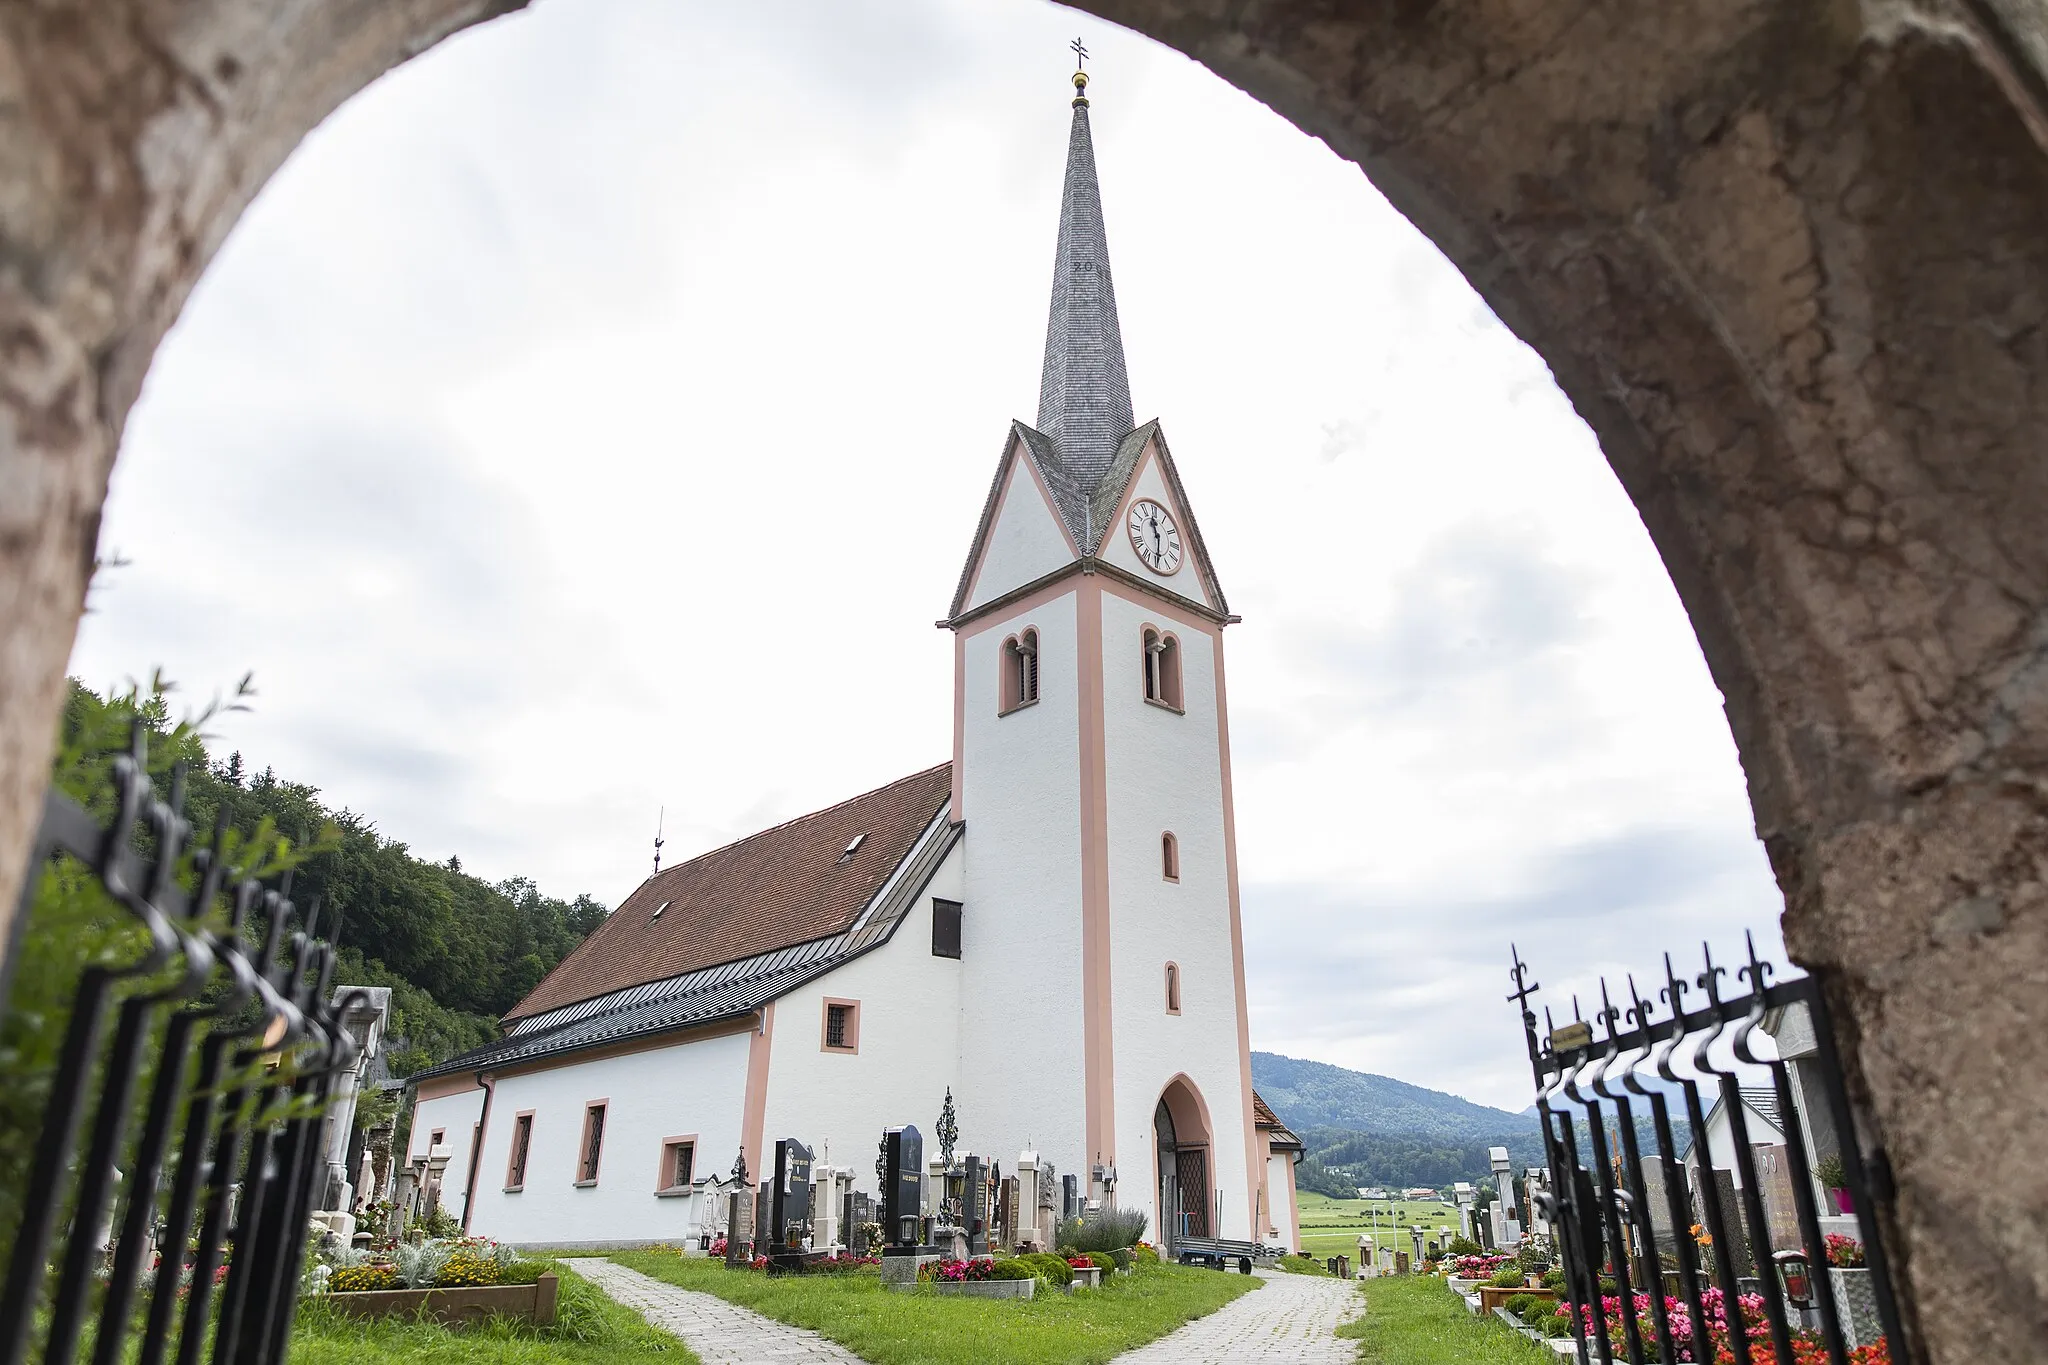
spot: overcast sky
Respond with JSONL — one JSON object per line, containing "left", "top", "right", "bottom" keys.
{"left": 69, "top": 0, "right": 1787, "bottom": 1113}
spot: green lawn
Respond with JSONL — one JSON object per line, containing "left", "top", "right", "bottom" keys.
{"left": 1297, "top": 1193, "right": 1463, "bottom": 1263}
{"left": 290, "top": 1259, "right": 699, "bottom": 1365}
{"left": 609, "top": 1251, "right": 1258, "bottom": 1365}
{"left": 1341, "top": 1274, "right": 1554, "bottom": 1364}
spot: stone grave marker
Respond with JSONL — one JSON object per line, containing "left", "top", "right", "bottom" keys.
{"left": 1062, "top": 1173, "right": 1079, "bottom": 1221}
{"left": 963, "top": 1154, "right": 988, "bottom": 1257}
{"left": 883, "top": 1125, "right": 924, "bottom": 1250}
{"left": 727, "top": 1184, "right": 755, "bottom": 1267}
{"left": 1037, "top": 1158, "right": 1058, "bottom": 1250}
{"left": 770, "top": 1138, "right": 814, "bottom": 1254}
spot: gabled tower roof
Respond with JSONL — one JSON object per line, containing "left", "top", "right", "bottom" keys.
{"left": 1036, "top": 71, "right": 1134, "bottom": 486}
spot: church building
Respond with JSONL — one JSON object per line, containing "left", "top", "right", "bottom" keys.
{"left": 406, "top": 68, "right": 1303, "bottom": 1257}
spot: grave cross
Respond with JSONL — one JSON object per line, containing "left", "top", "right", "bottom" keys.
{"left": 1070, "top": 37, "right": 1089, "bottom": 70}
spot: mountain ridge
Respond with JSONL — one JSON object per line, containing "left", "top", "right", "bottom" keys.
{"left": 1250, "top": 1051, "right": 1538, "bottom": 1141}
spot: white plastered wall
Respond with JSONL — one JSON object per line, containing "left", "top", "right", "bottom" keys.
{"left": 1265, "top": 1151, "right": 1300, "bottom": 1250}
{"left": 1098, "top": 589, "right": 1253, "bottom": 1241}
{"left": 965, "top": 448, "right": 1077, "bottom": 612}
{"left": 463, "top": 1028, "right": 753, "bottom": 1246}
{"left": 406, "top": 1085, "right": 485, "bottom": 1225}
{"left": 759, "top": 842, "right": 964, "bottom": 1200}
{"left": 1097, "top": 445, "right": 1215, "bottom": 612}
{"left": 955, "top": 589, "right": 1090, "bottom": 1185}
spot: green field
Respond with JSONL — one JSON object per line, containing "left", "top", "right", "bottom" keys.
{"left": 1297, "top": 1191, "right": 1463, "bottom": 1264}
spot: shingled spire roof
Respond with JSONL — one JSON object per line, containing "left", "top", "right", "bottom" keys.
{"left": 1036, "top": 72, "right": 1134, "bottom": 486}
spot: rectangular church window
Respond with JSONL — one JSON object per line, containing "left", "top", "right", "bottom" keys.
{"left": 932, "top": 898, "right": 963, "bottom": 958}
{"left": 822, "top": 999, "right": 859, "bottom": 1053}
{"left": 506, "top": 1112, "right": 533, "bottom": 1191}
{"left": 658, "top": 1137, "right": 695, "bottom": 1193}
{"left": 577, "top": 1102, "right": 606, "bottom": 1185}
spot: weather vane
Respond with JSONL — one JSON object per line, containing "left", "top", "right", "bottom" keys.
{"left": 1071, "top": 37, "right": 1089, "bottom": 70}
{"left": 652, "top": 806, "right": 665, "bottom": 874}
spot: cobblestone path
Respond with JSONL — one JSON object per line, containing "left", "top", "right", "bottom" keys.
{"left": 1107, "top": 1269, "right": 1362, "bottom": 1364}
{"left": 568, "top": 1258, "right": 872, "bottom": 1364}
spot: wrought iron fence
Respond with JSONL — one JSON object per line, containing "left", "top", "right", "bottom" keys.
{"left": 1510, "top": 937, "right": 1914, "bottom": 1365}
{"left": 0, "top": 730, "right": 363, "bottom": 1365}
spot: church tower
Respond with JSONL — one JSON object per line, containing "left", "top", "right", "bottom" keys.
{"left": 945, "top": 66, "right": 1259, "bottom": 1246}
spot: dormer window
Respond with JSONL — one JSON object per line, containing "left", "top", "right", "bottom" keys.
{"left": 650, "top": 900, "right": 671, "bottom": 922}
{"left": 1142, "top": 628, "right": 1183, "bottom": 711}
{"left": 1001, "top": 628, "right": 1041, "bottom": 714}
{"left": 838, "top": 834, "right": 867, "bottom": 864}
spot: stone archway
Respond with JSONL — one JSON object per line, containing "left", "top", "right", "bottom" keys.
{"left": 1154, "top": 1074, "right": 1214, "bottom": 1257}
{"left": 3, "top": 4, "right": 2047, "bottom": 1358}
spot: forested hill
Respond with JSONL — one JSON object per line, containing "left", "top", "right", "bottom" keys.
{"left": 1251, "top": 1051, "right": 1537, "bottom": 1141}
{"left": 1251, "top": 1051, "right": 1686, "bottom": 1194}
{"left": 56, "top": 680, "right": 608, "bottom": 1077}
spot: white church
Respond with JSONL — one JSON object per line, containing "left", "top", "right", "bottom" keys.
{"left": 406, "top": 68, "right": 1304, "bottom": 1258}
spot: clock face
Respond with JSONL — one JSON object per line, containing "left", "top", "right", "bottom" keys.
{"left": 1126, "top": 499, "right": 1184, "bottom": 575}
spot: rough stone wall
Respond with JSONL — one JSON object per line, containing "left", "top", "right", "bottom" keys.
{"left": 1, "top": 2, "right": 2044, "bottom": 1357}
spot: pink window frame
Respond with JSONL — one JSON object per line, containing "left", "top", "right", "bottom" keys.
{"left": 821, "top": 997, "right": 861, "bottom": 1054}
{"left": 655, "top": 1133, "right": 699, "bottom": 1194}
{"left": 574, "top": 1099, "right": 609, "bottom": 1187}
{"left": 1161, "top": 831, "right": 1180, "bottom": 882}
{"left": 1165, "top": 962, "right": 1182, "bottom": 1014}
{"left": 504, "top": 1110, "right": 535, "bottom": 1192}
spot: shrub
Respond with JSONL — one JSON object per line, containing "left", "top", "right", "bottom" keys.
{"left": 1055, "top": 1205, "right": 1149, "bottom": 1253}
{"left": 1541, "top": 1269, "right": 1565, "bottom": 1291}
{"left": 329, "top": 1265, "right": 397, "bottom": 1293}
{"left": 1275, "top": 1254, "right": 1331, "bottom": 1277}
{"left": 1088, "top": 1252, "right": 1116, "bottom": 1271}
{"left": 1446, "top": 1235, "right": 1482, "bottom": 1257}
{"left": 987, "top": 1259, "right": 1035, "bottom": 1281}
{"left": 1132, "top": 1241, "right": 1159, "bottom": 1265}
{"left": 496, "top": 1260, "right": 548, "bottom": 1285}
{"left": 1489, "top": 1266, "right": 1527, "bottom": 1288}
{"left": 1520, "top": 1300, "right": 1553, "bottom": 1325}
{"left": 1504, "top": 1293, "right": 1537, "bottom": 1316}
{"left": 1018, "top": 1253, "right": 1072, "bottom": 1286}
{"left": 393, "top": 1241, "right": 450, "bottom": 1289}
{"left": 1543, "top": 1313, "right": 1573, "bottom": 1337}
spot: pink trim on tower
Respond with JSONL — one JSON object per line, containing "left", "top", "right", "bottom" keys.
{"left": 1213, "top": 636, "right": 1261, "bottom": 1238}
{"left": 741, "top": 1003, "right": 776, "bottom": 1184}
{"left": 951, "top": 631, "right": 966, "bottom": 819}
{"left": 958, "top": 432, "right": 1083, "bottom": 612}
{"left": 1076, "top": 575, "right": 1117, "bottom": 1174}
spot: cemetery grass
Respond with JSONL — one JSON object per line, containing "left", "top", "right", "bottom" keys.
{"left": 1296, "top": 1193, "right": 1461, "bottom": 1262}
{"left": 1339, "top": 1274, "right": 1553, "bottom": 1364}
{"left": 608, "top": 1250, "right": 1256, "bottom": 1365}
{"left": 291, "top": 1259, "right": 700, "bottom": 1365}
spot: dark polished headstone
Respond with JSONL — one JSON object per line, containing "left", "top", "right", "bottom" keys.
{"left": 725, "top": 1186, "right": 755, "bottom": 1267}
{"left": 770, "top": 1138, "right": 814, "bottom": 1254}
{"left": 1062, "top": 1173, "right": 1079, "bottom": 1221}
{"left": 883, "top": 1125, "right": 927, "bottom": 1252}
{"left": 963, "top": 1154, "right": 988, "bottom": 1257}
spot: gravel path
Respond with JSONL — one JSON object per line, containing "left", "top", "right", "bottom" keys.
{"left": 1106, "top": 1269, "right": 1361, "bottom": 1364}
{"left": 567, "top": 1258, "right": 871, "bottom": 1364}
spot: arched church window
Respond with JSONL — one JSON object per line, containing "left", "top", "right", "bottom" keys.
{"left": 1143, "top": 629, "right": 1184, "bottom": 711}
{"left": 1165, "top": 962, "right": 1181, "bottom": 1014}
{"left": 1001, "top": 628, "right": 1040, "bottom": 713}
{"left": 1161, "top": 832, "right": 1179, "bottom": 881}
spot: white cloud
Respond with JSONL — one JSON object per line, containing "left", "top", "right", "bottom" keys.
{"left": 72, "top": 0, "right": 1786, "bottom": 1111}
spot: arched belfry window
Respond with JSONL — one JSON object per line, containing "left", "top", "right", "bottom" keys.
{"left": 1142, "top": 628, "right": 1184, "bottom": 711}
{"left": 1001, "top": 628, "right": 1040, "bottom": 713}
{"left": 1161, "top": 832, "right": 1179, "bottom": 882}
{"left": 1165, "top": 962, "right": 1181, "bottom": 1014}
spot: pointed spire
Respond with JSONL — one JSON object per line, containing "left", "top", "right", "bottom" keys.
{"left": 1036, "top": 62, "right": 1134, "bottom": 485}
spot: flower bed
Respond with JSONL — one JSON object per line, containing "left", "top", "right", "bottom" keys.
{"left": 1563, "top": 1286, "right": 1892, "bottom": 1364}
{"left": 320, "top": 1272, "right": 560, "bottom": 1325}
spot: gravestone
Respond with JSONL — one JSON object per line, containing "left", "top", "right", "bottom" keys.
{"left": 963, "top": 1154, "right": 988, "bottom": 1257}
{"left": 755, "top": 1180, "right": 773, "bottom": 1251}
{"left": 883, "top": 1125, "right": 925, "bottom": 1250}
{"left": 1062, "top": 1174, "right": 1079, "bottom": 1221}
{"left": 1037, "top": 1159, "right": 1058, "bottom": 1251}
{"left": 770, "top": 1138, "right": 814, "bottom": 1255}
{"left": 727, "top": 1184, "right": 756, "bottom": 1267}
{"left": 1640, "top": 1155, "right": 1679, "bottom": 1246}
{"left": 1395, "top": 1251, "right": 1410, "bottom": 1274}
{"left": 997, "top": 1177, "right": 1016, "bottom": 1251}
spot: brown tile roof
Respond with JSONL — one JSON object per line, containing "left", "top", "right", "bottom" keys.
{"left": 1252, "top": 1090, "right": 1283, "bottom": 1128}
{"left": 505, "top": 763, "right": 952, "bottom": 1021}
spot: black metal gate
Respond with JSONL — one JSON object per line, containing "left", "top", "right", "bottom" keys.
{"left": 1510, "top": 936, "right": 1914, "bottom": 1365}
{"left": 0, "top": 731, "right": 366, "bottom": 1365}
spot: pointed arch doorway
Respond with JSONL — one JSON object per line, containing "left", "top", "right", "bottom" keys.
{"left": 1153, "top": 1075, "right": 1213, "bottom": 1257}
